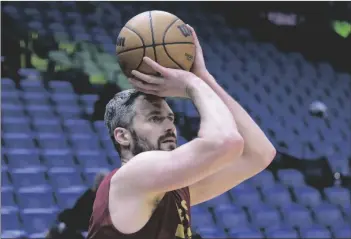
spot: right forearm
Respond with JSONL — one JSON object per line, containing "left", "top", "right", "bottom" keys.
{"left": 187, "top": 78, "right": 238, "bottom": 139}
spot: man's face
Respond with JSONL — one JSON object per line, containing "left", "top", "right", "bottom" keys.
{"left": 129, "top": 95, "right": 177, "bottom": 156}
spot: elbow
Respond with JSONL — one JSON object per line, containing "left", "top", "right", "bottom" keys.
{"left": 260, "top": 143, "right": 276, "bottom": 168}
{"left": 219, "top": 132, "right": 245, "bottom": 157}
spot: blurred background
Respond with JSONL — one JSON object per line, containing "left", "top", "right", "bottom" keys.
{"left": 1, "top": 1, "right": 350, "bottom": 239}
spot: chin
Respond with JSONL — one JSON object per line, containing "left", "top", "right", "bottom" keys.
{"left": 161, "top": 143, "right": 177, "bottom": 151}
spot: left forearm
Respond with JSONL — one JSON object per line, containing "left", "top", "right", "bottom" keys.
{"left": 200, "top": 72, "right": 275, "bottom": 160}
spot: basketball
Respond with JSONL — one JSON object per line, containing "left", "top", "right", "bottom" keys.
{"left": 116, "top": 11, "right": 195, "bottom": 77}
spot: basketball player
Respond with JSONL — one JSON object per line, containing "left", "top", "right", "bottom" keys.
{"left": 88, "top": 27, "right": 276, "bottom": 239}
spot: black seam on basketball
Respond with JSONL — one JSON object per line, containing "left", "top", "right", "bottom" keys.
{"left": 124, "top": 26, "right": 145, "bottom": 71}
{"left": 117, "top": 42, "right": 194, "bottom": 55}
{"left": 162, "top": 18, "right": 185, "bottom": 70}
{"left": 149, "top": 11, "right": 158, "bottom": 63}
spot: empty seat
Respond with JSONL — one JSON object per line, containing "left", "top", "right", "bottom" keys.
{"left": 17, "top": 187, "right": 55, "bottom": 209}
{"left": 26, "top": 105, "right": 56, "bottom": 119}
{"left": 2, "top": 119, "right": 32, "bottom": 134}
{"left": 48, "top": 169, "right": 84, "bottom": 189}
{"left": 265, "top": 228, "right": 299, "bottom": 239}
{"left": 51, "top": 93, "right": 78, "bottom": 105}
{"left": 2, "top": 188, "right": 17, "bottom": 209}
{"left": 94, "top": 121, "right": 109, "bottom": 136}
{"left": 192, "top": 211, "right": 214, "bottom": 228}
{"left": 1, "top": 77, "right": 16, "bottom": 91}
{"left": 281, "top": 203, "right": 313, "bottom": 229}
{"left": 42, "top": 149, "right": 76, "bottom": 169}
{"left": 263, "top": 183, "right": 292, "bottom": 208}
{"left": 277, "top": 169, "right": 306, "bottom": 188}
{"left": 21, "top": 208, "right": 57, "bottom": 234}
{"left": 20, "top": 80, "right": 46, "bottom": 92}
{"left": 63, "top": 119, "right": 93, "bottom": 134}
{"left": 293, "top": 186, "right": 322, "bottom": 207}
{"left": 196, "top": 227, "right": 227, "bottom": 238}
{"left": 230, "top": 229, "right": 265, "bottom": 239}
{"left": 206, "top": 193, "right": 232, "bottom": 207}
{"left": 331, "top": 224, "right": 351, "bottom": 238}
{"left": 37, "top": 133, "right": 69, "bottom": 150}
{"left": 6, "top": 149, "right": 42, "bottom": 169}
{"left": 249, "top": 205, "right": 282, "bottom": 229}
{"left": 299, "top": 225, "right": 332, "bottom": 238}
{"left": 215, "top": 204, "right": 249, "bottom": 228}
{"left": 69, "top": 134, "right": 101, "bottom": 150}
{"left": 56, "top": 105, "right": 81, "bottom": 118}
{"left": 32, "top": 119, "right": 64, "bottom": 133}
{"left": 21, "top": 92, "right": 50, "bottom": 106}
{"left": 1, "top": 209, "right": 21, "bottom": 231}
{"left": 230, "top": 184, "right": 262, "bottom": 208}
{"left": 76, "top": 151, "right": 110, "bottom": 170}
{"left": 2, "top": 133, "right": 35, "bottom": 149}
{"left": 80, "top": 94, "right": 99, "bottom": 106}
{"left": 324, "top": 186, "right": 350, "bottom": 208}
{"left": 49, "top": 80, "right": 74, "bottom": 93}
{"left": 11, "top": 168, "right": 48, "bottom": 189}
{"left": 311, "top": 203, "right": 344, "bottom": 227}
{"left": 247, "top": 169, "right": 275, "bottom": 190}
{"left": 2, "top": 104, "right": 26, "bottom": 118}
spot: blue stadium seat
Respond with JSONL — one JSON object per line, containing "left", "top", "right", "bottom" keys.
{"left": 265, "top": 228, "right": 299, "bottom": 239}
{"left": 262, "top": 183, "right": 292, "bottom": 208}
{"left": 26, "top": 105, "right": 57, "bottom": 119}
{"left": 293, "top": 186, "right": 322, "bottom": 207}
{"left": 56, "top": 187, "right": 88, "bottom": 209}
{"left": 206, "top": 193, "right": 232, "bottom": 208}
{"left": 230, "top": 183, "right": 262, "bottom": 208}
{"left": 196, "top": 227, "right": 227, "bottom": 238}
{"left": 76, "top": 150, "right": 110, "bottom": 170}
{"left": 6, "top": 149, "right": 42, "bottom": 170}
{"left": 51, "top": 93, "right": 78, "bottom": 105}
{"left": 101, "top": 138, "right": 116, "bottom": 151}
{"left": 2, "top": 118, "right": 31, "bottom": 134}
{"left": 42, "top": 149, "right": 76, "bottom": 169}
{"left": 277, "top": 169, "right": 306, "bottom": 188}
{"left": 1, "top": 77, "right": 16, "bottom": 91}
{"left": 69, "top": 134, "right": 102, "bottom": 150}
{"left": 37, "top": 133, "right": 69, "bottom": 150}
{"left": 94, "top": 121, "right": 109, "bottom": 136}
{"left": 21, "top": 92, "right": 50, "bottom": 106}
{"left": 3, "top": 133, "right": 35, "bottom": 149}
{"left": 20, "top": 80, "right": 46, "bottom": 93}
{"left": 247, "top": 169, "right": 275, "bottom": 190}
{"left": 21, "top": 208, "right": 57, "bottom": 234}
{"left": 49, "top": 80, "right": 74, "bottom": 93}
{"left": 32, "top": 118, "right": 63, "bottom": 133}
{"left": 331, "top": 224, "right": 351, "bottom": 239}
{"left": 2, "top": 188, "right": 17, "bottom": 210}
{"left": 48, "top": 168, "right": 84, "bottom": 189}
{"left": 281, "top": 203, "right": 313, "bottom": 229}
{"left": 249, "top": 204, "right": 282, "bottom": 230}
{"left": 324, "top": 186, "right": 350, "bottom": 208}
{"left": 17, "top": 187, "right": 56, "bottom": 209}
{"left": 230, "top": 229, "right": 265, "bottom": 239}
{"left": 63, "top": 119, "right": 93, "bottom": 134}
{"left": 56, "top": 105, "right": 81, "bottom": 118}
{"left": 11, "top": 168, "right": 48, "bottom": 189}
{"left": 1, "top": 208, "right": 21, "bottom": 231}
{"left": 215, "top": 204, "right": 249, "bottom": 229}
{"left": 299, "top": 225, "right": 332, "bottom": 238}
{"left": 2, "top": 92, "right": 22, "bottom": 104}
{"left": 80, "top": 94, "right": 99, "bottom": 106}
{"left": 311, "top": 203, "right": 344, "bottom": 227}
{"left": 2, "top": 104, "right": 26, "bottom": 118}
{"left": 191, "top": 211, "right": 214, "bottom": 228}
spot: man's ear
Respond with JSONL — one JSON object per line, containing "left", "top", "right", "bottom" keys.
{"left": 114, "top": 127, "right": 131, "bottom": 147}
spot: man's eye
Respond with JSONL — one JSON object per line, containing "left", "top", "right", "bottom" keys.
{"left": 151, "top": 116, "right": 162, "bottom": 122}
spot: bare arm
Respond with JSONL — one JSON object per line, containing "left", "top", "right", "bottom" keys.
{"left": 189, "top": 72, "right": 276, "bottom": 205}
{"left": 113, "top": 76, "right": 244, "bottom": 195}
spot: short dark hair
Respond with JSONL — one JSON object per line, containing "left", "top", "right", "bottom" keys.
{"left": 104, "top": 89, "right": 164, "bottom": 155}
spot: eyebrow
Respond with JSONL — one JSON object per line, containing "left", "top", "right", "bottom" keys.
{"left": 147, "top": 111, "right": 174, "bottom": 118}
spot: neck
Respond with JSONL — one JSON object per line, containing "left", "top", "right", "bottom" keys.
{"left": 120, "top": 150, "right": 135, "bottom": 166}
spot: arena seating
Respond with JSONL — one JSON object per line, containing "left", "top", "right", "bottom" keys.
{"left": 2, "top": 2, "right": 350, "bottom": 238}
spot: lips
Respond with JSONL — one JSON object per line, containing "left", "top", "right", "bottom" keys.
{"left": 163, "top": 138, "right": 176, "bottom": 143}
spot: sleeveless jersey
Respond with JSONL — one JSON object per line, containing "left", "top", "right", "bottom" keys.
{"left": 87, "top": 168, "right": 192, "bottom": 239}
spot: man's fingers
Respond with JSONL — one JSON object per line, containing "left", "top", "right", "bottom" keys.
{"left": 132, "top": 85, "right": 159, "bottom": 96}
{"left": 142, "top": 57, "right": 169, "bottom": 77}
{"left": 128, "top": 77, "right": 160, "bottom": 91}
{"left": 131, "top": 70, "right": 163, "bottom": 85}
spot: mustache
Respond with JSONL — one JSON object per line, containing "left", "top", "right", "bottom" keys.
{"left": 159, "top": 132, "right": 177, "bottom": 142}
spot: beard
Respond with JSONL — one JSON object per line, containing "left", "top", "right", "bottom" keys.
{"left": 130, "top": 129, "right": 176, "bottom": 156}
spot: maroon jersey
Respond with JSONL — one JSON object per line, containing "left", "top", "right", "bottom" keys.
{"left": 87, "top": 168, "right": 192, "bottom": 239}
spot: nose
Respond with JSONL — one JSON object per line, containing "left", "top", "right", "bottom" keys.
{"left": 165, "top": 122, "right": 176, "bottom": 136}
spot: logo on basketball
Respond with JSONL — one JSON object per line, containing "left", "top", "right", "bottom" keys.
{"left": 177, "top": 24, "right": 192, "bottom": 37}
{"left": 116, "top": 37, "right": 126, "bottom": 47}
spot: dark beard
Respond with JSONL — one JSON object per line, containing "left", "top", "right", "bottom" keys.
{"left": 130, "top": 130, "right": 176, "bottom": 156}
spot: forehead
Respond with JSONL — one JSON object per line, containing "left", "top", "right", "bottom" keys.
{"left": 134, "top": 95, "right": 173, "bottom": 116}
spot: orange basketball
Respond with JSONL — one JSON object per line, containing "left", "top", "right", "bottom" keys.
{"left": 116, "top": 11, "right": 195, "bottom": 77}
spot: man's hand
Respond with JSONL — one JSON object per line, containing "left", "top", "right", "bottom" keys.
{"left": 129, "top": 57, "right": 200, "bottom": 98}
{"left": 187, "top": 25, "right": 209, "bottom": 79}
